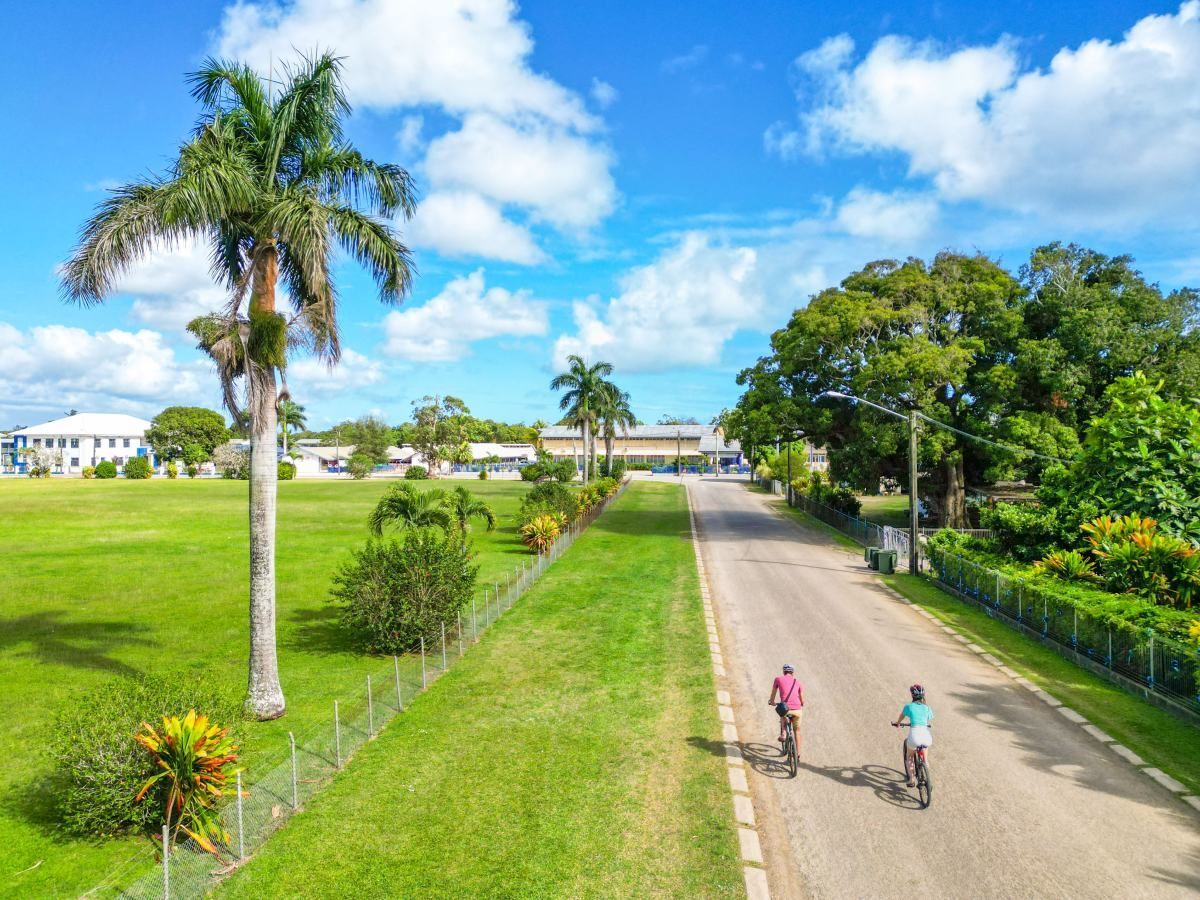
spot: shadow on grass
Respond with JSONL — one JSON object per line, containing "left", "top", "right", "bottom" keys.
{"left": 284, "top": 606, "right": 355, "bottom": 656}
{"left": 0, "top": 610, "right": 152, "bottom": 677}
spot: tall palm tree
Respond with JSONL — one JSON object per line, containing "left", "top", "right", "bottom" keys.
{"left": 369, "top": 484, "right": 451, "bottom": 535}
{"left": 550, "top": 355, "right": 613, "bottom": 485}
{"left": 596, "top": 383, "right": 636, "bottom": 476}
{"left": 448, "top": 486, "right": 496, "bottom": 532}
{"left": 61, "top": 53, "right": 416, "bottom": 719}
{"left": 279, "top": 399, "right": 306, "bottom": 455}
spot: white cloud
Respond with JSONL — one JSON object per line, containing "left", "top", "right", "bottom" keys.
{"left": 216, "top": 0, "right": 592, "bottom": 128}
{"left": 834, "top": 188, "right": 939, "bottom": 241}
{"left": 553, "top": 234, "right": 760, "bottom": 372}
{"left": 0, "top": 322, "right": 210, "bottom": 419}
{"left": 769, "top": 2, "right": 1200, "bottom": 228}
{"left": 590, "top": 77, "right": 618, "bottom": 108}
{"left": 407, "top": 192, "right": 546, "bottom": 264}
{"left": 423, "top": 113, "right": 615, "bottom": 230}
{"left": 114, "top": 238, "right": 225, "bottom": 331}
{"left": 383, "top": 269, "right": 548, "bottom": 361}
{"left": 216, "top": 0, "right": 617, "bottom": 262}
{"left": 288, "top": 348, "right": 383, "bottom": 395}
{"left": 662, "top": 44, "right": 708, "bottom": 73}
{"left": 395, "top": 115, "right": 424, "bottom": 155}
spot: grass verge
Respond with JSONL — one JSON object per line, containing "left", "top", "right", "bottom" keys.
{"left": 217, "top": 481, "right": 742, "bottom": 899}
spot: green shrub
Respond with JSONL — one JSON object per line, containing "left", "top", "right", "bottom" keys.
{"left": 81, "top": 466, "right": 96, "bottom": 479}
{"left": 332, "top": 530, "right": 478, "bottom": 654}
{"left": 550, "top": 459, "right": 577, "bottom": 482}
{"left": 166, "top": 462, "right": 178, "bottom": 479}
{"left": 806, "top": 472, "right": 860, "bottom": 516}
{"left": 519, "top": 463, "right": 543, "bottom": 482}
{"left": 478, "top": 468, "right": 489, "bottom": 480}
{"left": 277, "top": 460, "right": 297, "bottom": 480}
{"left": 609, "top": 459, "right": 626, "bottom": 481}
{"left": 348, "top": 452, "right": 376, "bottom": 479}
{"left": 122, "top": 456, "right": 152, "bottom": 479}
{"left": 520, "top": 481, "right": 578, "bottom": 526}
{"left": 94, "top": 460, "right": 118, "bottom": 479}
{"left": 49, "top": 675, "right": 240, "bottom": 837}
{"left": 404, "top": 464, "right": 428, "bottom": 480}
{"left": 625, "top": 462, "right": 654, "bottom": 471}
{"left": 186, "top": 464, "right": 199, "bottom": 479}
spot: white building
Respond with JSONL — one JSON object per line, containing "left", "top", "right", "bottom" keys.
{"left": 9, "top": 413, "right": 155, "bottom": 475}
{"left": 468, "top": 443, "right": 537, "bottom": 464}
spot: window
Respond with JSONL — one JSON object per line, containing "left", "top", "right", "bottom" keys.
{"left": 70, "top": 438, "right": 79, "bottom": 448}
{"left": 59, "top": 438, "right": 67, "bottom": 448}
{"left": 109, "top": 438, "right": 116, "bottom": 448}
{"left": 113, "top": 456, "right": 125, "bottom": 466}
{"left": 32, "top": 438, "right": 41, "bottom": 447}
{"left": 71, "top": 457, "right": 79, "bottom": 467}
{"left": 123, "top": 438, "right": 131, "bottom": 448}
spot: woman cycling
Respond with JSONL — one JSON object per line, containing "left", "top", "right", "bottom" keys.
{"left": 893, "top": 683, "right": 933, "bottom": 787}
{"left": 767, "top": 663, "right": 805, "bottom": 752}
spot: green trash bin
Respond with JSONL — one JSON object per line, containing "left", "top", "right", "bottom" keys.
{"left": 868, "top": 548, "right": 881, "bottom": 570}
{"left": 878, "top": 549, "right": 897, "bottom": 574}
{"left": 865, "top": 545, "right": 879, "bottom": 563}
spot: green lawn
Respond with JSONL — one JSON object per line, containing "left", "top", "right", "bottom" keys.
{"left": 218, "top": 481, "right": 742, "bottom": 899}
{"left": 0, "top": 477, "right": 537, "bottom": 898}
{"left": 757, "top": 487, "right": 1200, "bottom": 797}
{"left": 856, "top": 494, "right": 910, "bottom": 527}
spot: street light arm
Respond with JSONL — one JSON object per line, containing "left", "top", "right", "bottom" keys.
{"left": 818, "top": 391, "right": 908, "bottom": 422}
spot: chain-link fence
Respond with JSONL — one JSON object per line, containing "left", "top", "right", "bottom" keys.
{"left": 927, "top": 545, "right": 1200, "bottom": 718}
{"left": 84, "top": 479, "right": 630, "bottom": 899}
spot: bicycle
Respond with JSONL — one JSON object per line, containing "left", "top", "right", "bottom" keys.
{"left": 772, "top": 705, "right": 800, "bottom": 777}
{"left": 893, "top": 723, "right": 932, "bottom": 808}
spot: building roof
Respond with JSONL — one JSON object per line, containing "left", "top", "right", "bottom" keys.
{"left": 469, "top": 442, "right": 537, "bottom": 460}
{"left": 699, "top": 434, "right": 741, "bottom": 453}
{"left": 294, "top": 444, "right": 418, "bottom": 462}
{"left": 14, "top": 412, "right": 153, "bottom": 437}
{"left": 540, "top": 424, "right": 715, "bottom": 440}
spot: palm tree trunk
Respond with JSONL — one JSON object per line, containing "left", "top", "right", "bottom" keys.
{"left": 245, "top": 249, "right": 286, "bottom": 720}
{"left": 605, "top": 430, "right": 614, "bottom": 477}
{"left": 581, "top": 417, "right": 590, "bottom": 485}
{"left": 281, "top": 419, "right": 288, "bottom": 456}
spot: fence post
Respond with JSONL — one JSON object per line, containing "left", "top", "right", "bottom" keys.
{"left": 367, "top": 675, "right": 374, "bottom": 736}
{"left": 420, "top": 636, "right": 427, "bottom": 689}
{"left": 162, "top": 823, "right": 170, "bottom": 899}
{"left": 1017, "top": 581, "right": 1023, "bottom": 622}
{"left": 1149, "top": 634, "right": 1155, "bottom": 687}
{"left": 394, "top": 656, "right": 403, "bottom": 710}
{"left": 441, "top": 621, "right": 448, "bottom": 670}
{"left": 236, "top": 769, "right": 245, "bottom": 859}
{"left": 289, "top": 731, "right": 298, "bottom": 809}
{"left": 1107, "top": 629, "right": 1113, "bottom": 667}
{"left": 458, "top": 611, "right": 464, "bottom": 656}
{"left": 472, "top": 595, "right": 478, "bottom": 640}
{"left": 334, "top": 700, "right": 341, "bottom": 768}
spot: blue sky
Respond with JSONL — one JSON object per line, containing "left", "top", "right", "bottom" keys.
{"left": 2, "top": 0, "right": 1197, "bottom": 429}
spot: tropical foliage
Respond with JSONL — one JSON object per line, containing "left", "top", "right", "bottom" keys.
{"left": 521, "top": 513, "right": 563, "bottom": 554}
{"left": 123, "top": 456, "right": 153, "bottom": 479}
{"left": 347, "top": 452, "right": 375, "bottom": 479}
{"left": 94, "top": 460, "right": 118, "bottom": 479}
{"left": 278, "top": 400, "right": 306, "bottom": 455}
{"left": 277, "top": 460, "right": 296, "bottom": 480}
{"left": 551, "top": 355, "right": 614, "bottom": 485}
{"left": 135, "top": 711, "right": 239, "bottom": 854}
{"left": 145, "top": 407, "right": 229, "bottom": 462}
{"left": 332, "top": 529, "right": 477, "bottom": 654}
{"left": 61, "top": 51, "right": 416, "bottom": 719}
{"left": 369, "top": 484, "right": 451, "bottom": 535}
{"left": 404, "top": 464, "right": 428, "bottom": 480}
{"left": 448, "top": 485, "right": 496, "bottom": 532}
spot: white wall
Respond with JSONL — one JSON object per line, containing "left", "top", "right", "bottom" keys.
{"left": 23, "top": 432, "right": 152, "bottom": 473}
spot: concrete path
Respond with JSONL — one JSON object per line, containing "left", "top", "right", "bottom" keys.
{"left": 691, "top": 477, "right": 1200, "bottom": 899}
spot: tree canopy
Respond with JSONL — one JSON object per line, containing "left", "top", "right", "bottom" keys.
{"left": 145, "top": 407, "right": 229, "bottom": 462}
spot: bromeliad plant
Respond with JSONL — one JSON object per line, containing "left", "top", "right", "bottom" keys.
{"left": 135, "top": 710, "right": 239, "bottom": 855}
{"left": 521, "top": 513, "right": 564, "bottom": 555}
{"left": 1034, "top": 549, "right": 1099, "bottom": 583}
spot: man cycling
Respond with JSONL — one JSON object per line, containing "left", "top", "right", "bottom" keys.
{"left": 767, "top": 663, "right": 805, "bottom": 752}
{"left": 893, "top": 683, "right": 934, "bottom": 787}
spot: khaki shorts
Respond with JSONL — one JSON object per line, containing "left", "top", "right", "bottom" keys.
{"left": 783, "top": 709, "right": 802, "bottom": 724}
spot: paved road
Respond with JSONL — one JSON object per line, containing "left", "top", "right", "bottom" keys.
{"left": 690, "top": 478, "right": 1199, "bottom": 899}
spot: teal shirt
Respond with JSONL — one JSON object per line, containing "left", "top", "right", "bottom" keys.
{"left": 901, "top": 702, "right": 934, "bottom": 726}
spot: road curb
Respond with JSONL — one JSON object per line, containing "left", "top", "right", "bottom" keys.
{"left": 687, "top": 486, "right": 772, "bottom": 900}
{"left": 875, "top": 579, "right": 1199, "bottom": 818}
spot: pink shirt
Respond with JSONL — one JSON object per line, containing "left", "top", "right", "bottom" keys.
{"left": 773, "top": 675, "right": 803, "bottom": 710}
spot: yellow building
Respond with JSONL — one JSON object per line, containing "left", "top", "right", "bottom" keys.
{"left": 539, "top": 425, "right": 743, "bottom": 466}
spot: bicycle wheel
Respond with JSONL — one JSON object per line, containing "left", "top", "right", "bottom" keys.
{"left": 916, "top": 757, "right": 933, "bottom": 808}
{"left": 788, "top": 727, "right": 799, "bottom": 777}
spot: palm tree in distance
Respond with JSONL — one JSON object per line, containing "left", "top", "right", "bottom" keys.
{"left": 279, "top": 400, "right": 307, "bottom": 455}
{"left": 448, "top": 486, "right": 496, "bottom": 532}
{"left": 597, "top": 384, "right": 636, "bottom": 477}
{"left": 369, "top": 484, "right": 451, "bottom": 535}
{"left": 61, "top": 53, "right": 416, "bottom": 720}
{"left": 550, "top": 355, "right": 613, "bottom": 485}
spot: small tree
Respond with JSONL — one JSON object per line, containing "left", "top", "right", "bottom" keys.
{"left": 95, "top": 460, "right": 118, "bottom": 479}
{"left": 351, "top": 416, "right": 393, "bottom": 465}
{"left": 332, "top": 530, "right": 478, "bottom": 654}
{"left": 448, "top": 486, "right": 496, "bottom": 532}
{"left": 123, "top": 456, "right": 153, "bottom": 479}
{"left": 145, "top": 407, "right": 229, "bottom": 462}
{"left": 409, "top": 396, "right": 470, "bottom": 477}
{"left": 212, "top": 445, "right": 250, "bottom": 479}
{"left": 369, "top": 483, "right": 451, "bottom": 534}
{"left": 347, "top": 452, "right": 376, "bottom": 480}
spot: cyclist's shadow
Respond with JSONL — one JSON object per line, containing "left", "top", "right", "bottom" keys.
{"left": 741, "top": 742, "right": 921, "bottom": 810}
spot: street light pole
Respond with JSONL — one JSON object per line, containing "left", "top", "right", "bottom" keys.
{"left": 908, "top": 410, "right": 920, "bottom": 575}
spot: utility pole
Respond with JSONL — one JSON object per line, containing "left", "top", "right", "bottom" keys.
{"left": 677, "top": 428, "right": 682, "bottom": 480}
{"left": 909, "top": 410, "right": 920, "bottom": 575}
{"left": 786, "top": 436, "right": 792, "bottom": 505}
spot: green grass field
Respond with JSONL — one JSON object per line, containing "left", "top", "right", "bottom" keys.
{"left": 217, "top": 481, "right": 741, "bottom": 899}
{"left": 856, "top": 494, "right": 910, "bottom": 527}
{"left": 0, "top": 477, "right": 537, "bottom": 898}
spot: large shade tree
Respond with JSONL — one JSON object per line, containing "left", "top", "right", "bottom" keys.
{"left": 61, "top": 53, "right": 416, "bottom": 719}
{"left": 550, "top": 355, "right": 613, "bottom": 485}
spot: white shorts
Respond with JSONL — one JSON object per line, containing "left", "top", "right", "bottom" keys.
{"left": 906, "top": 726, "right": 932, "bottom": 750}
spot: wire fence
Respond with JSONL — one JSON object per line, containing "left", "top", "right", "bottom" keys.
{"left": 86, "top": 479, "right": 630, "bottom": 899}
{"left": 927, "top": 545, "right": 1200, "bottom": 718}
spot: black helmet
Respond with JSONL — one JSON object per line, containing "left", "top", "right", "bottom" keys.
{"left": 909, "top": 683, "right": 925, "bottom": 701}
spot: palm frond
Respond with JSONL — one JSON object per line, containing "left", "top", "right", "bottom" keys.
{"left": 305, "top": 147, "right": 418, "bottom": 218}
{"left": 329, "top": 204, "right": 414, "bottom": 303}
